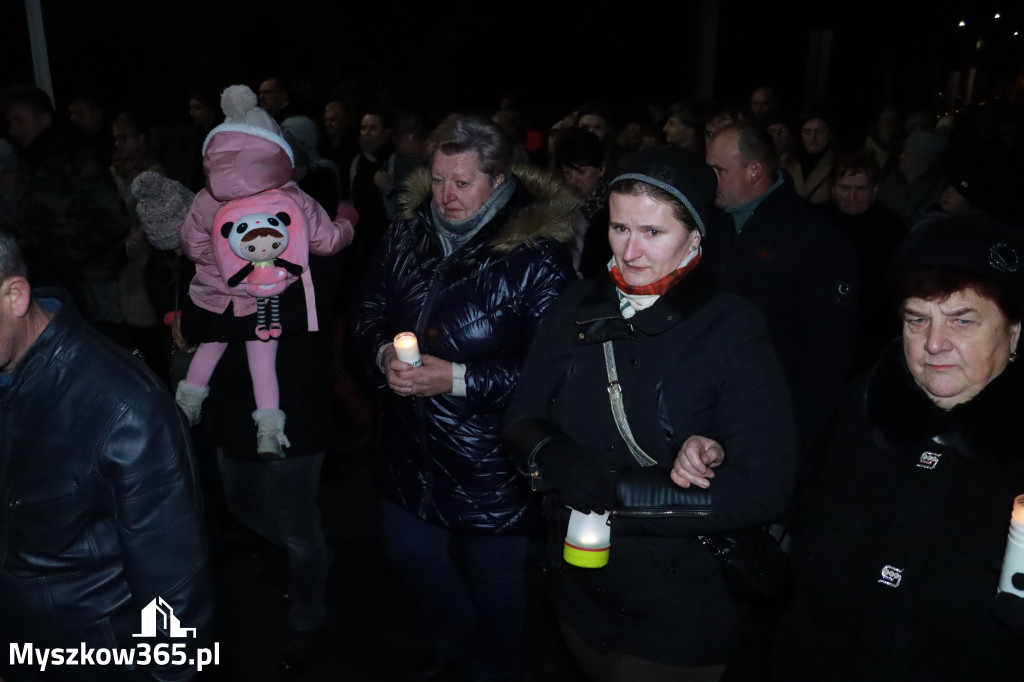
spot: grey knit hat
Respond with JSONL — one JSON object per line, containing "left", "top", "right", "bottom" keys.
{"left": 610, "top": 146, "right": 716, "bottom": 236}
{"left": 130, "top": 171, "right": 195, "bottom": 251}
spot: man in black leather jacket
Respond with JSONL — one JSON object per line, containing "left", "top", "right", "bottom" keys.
{"left": 0, "top": 221, "right": 212, "bottom": 681}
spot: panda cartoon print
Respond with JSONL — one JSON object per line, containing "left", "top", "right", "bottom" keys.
{"left": 222, "top": 208, "right": 305, "bottom": 339}
{"left": 224, "top": 210, "right": 303, "bottom": 294}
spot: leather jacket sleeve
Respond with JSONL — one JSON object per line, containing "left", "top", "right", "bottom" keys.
{"left": 98, "top": 390, "right": 213, "bottom": 681}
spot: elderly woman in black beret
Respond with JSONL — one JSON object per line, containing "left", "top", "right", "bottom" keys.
{"left": 504, "top": 147, "right": 796, "bottom": 681}
{"left": 768, "top": 214, "right": 1024, "bottom": 680}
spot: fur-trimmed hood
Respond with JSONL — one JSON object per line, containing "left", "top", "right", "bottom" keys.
{"left": 397, "top": 164, "right": 579, "bottom": 253}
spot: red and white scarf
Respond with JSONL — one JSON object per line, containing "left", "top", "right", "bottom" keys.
{"left": 609, "top": 248, "right": 701, "bottom": 318}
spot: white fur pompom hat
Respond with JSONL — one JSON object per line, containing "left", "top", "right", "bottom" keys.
{"left": 202, "top": 84, "right": 294, "bottom": 165}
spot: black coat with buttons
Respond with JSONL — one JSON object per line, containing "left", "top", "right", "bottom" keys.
{"left": 711, "top": 173, "right": 858, "bottom": 444}
{"left": 504, "top": 265, "right": 796, "bottom": 666}
{"left": 776, "top": 341, "right": 1024, "bottom": 681}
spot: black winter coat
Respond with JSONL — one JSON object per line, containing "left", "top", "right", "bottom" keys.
{"left": 777, "top": 342, "right": 1024, "bottom": 681}
{"left": 351, "top": 167, "right": 577, "bottom": 534}
{"left": 713, "top": 174, "right": 858, "bottom": 443}
{"left": 504, "top": 266, "right": 796, "bottom": 666}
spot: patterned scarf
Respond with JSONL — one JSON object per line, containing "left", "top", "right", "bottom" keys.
{"left": 610, "top": 249, "right": 701, "bottom": 318}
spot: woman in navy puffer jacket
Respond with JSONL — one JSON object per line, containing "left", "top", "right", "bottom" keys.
{"left": 351, "top": 114, "right": 576, "bottom": 682}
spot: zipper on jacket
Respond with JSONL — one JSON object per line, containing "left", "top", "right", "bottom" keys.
{"left": 412, "top": 255, "right": 452, "bottom": 517}
{"left": 610, "top": 508, "right": 713, "bottom": 520}
{"left": 8, "top": 479, "right": 81, "bottom": 512}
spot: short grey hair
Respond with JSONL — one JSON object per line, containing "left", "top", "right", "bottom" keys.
{"left": 426, "top": 114, "right": 512, "bottom": 184}
{"left": 0, "top": 202, "right": 28, "bottom": 282}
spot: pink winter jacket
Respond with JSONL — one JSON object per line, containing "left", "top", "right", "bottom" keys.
{"left": 180, "top": 132, "right": 354, "bottom": 326}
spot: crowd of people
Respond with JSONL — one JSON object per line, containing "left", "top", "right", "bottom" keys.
{"left": 1, "top": 73, "right": 1024, "bottom": 682}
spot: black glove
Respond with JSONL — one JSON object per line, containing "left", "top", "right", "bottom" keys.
{"left": 993, "top": 589, "right": 1024, "bottom": 637}
{"left": 538, "top": 444, "right": 617, "bottom": 514}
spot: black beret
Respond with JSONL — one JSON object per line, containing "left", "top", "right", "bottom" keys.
{"left": 892, "top": 213, "right": 1024, "bottom": 311}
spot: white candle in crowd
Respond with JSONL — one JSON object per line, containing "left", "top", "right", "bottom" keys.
{"left": 999, "top": 495, "right": 1024, "bottom": 597}
{"left": 393, "top": 332, "right": 422, "bottom": 367}
{"left": 563, "top": 509, "right": 611, "bottom": 569}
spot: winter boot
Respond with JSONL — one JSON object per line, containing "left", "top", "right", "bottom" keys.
{"left": 175, "top": 381, "right": 210, "bottom": 426}
{"left": 252, "top": 409, "right": 291, "bottom": 459}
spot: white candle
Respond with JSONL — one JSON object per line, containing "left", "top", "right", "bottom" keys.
{"left": 564, "top": 509, "right": 611, "bottom": 569}
{"left": 393, "top": 332, "right": 422, "bottom": 367}
{"left": 999, "top": 495, "right": 1024, "bottom": 597}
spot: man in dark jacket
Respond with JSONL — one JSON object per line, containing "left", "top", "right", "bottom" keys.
{"left": 820, "top": 149, "right": 908, "bottom": 375}
{"left": 2, "top": 86, "right": 129, "bottom": 328}
{"left": 706, "top": 122, "right": 858, "bottom": 444}
{"left": 0, "top": 223, "right": 212, "bottom": 681}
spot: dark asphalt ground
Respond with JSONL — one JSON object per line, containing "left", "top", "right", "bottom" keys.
{"left": 203, "top": 446, "right": 590, "bottom": 682}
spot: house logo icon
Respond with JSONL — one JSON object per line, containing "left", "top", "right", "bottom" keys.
{"left": 132, "top": 597, "right": 196, "bottom": 638}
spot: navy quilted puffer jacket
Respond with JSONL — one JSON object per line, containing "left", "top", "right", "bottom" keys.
{"left": 351, "top": 166, "right": 577, "bottom": 533}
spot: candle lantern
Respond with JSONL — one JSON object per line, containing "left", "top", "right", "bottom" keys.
{"left": 563, "top": 509, "right": 611, "bottom": 568}
{"left": 999, "top": 495, "right": 1024, "bottom": 597}
{"left": 393, "top": 332, "right": 422, "bottom": 367}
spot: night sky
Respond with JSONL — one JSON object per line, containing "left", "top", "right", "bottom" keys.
{"left": 2, "top": 0, "right": 1023, "bottom": 136}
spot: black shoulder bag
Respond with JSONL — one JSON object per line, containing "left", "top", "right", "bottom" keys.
{"left": 602, "top": 340, "right": 791, "bottom": 601}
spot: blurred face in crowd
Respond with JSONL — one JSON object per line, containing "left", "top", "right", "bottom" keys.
{"left": 663, "top": 117, "right": 696, "bottom": 149}
{"left": 903, "top": 288, "right": 1020, "bottom": 409}
{"left": 431, "top": 151, "right": 503, "bottom": 223}
{"left": 898, "top": 144, "right": 923, "bottom": 174}
{"left": 609, "top": 191, "right": 701, "bottom": 288}
{"left": 188, "top": 98, "right": 217, "bottom": 130}
{"left": 940, "top": 186, "right": 970, "bottom": 214}
{"left": 323, "top": 102, "right": 348, "bottom": 141}
{"left": 704, "top": 113, "right": 735, "bottom": 142}
{"left": 560, "top": 164, "right": 604, "bottom": 198}
{"left": 5, "top": 103, "right": 51, "bottom": 149}
{"left": 579, "top": 114, "right": 610, "bottom": 141}
{"left": 750, "top": 88, "right": 777, "bottom": 119}
{"left": 257, "top": 79, "right": 288, "bottom": 115}
{"left": 112, "top": 121, "right": 145, "bottom": 161}
{"left": 801, "top": 118, "right": 831, "bottom": 155}
{"left": 766, "top": 123, "right": 793, "bottom": 155}
{"left": 359, "top": 114, "right": 390, "bottom": 153}
{"left": 832, "top": 171, "right": 876, "bottom": 216}
{"left": 68, "top": 98, "right": 104, "bottom": 135}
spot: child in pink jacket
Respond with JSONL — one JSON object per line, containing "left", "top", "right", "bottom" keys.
{"left": 175, "top": 85, "right": 356, "bottom": 457}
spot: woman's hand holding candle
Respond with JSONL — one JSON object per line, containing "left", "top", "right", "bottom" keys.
{"left": 385, "top": 348, "right": 454, "bottom": 398}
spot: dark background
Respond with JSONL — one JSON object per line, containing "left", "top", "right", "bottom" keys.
{"left": 2, "top": 0, "right": 1023, "bottom": 137}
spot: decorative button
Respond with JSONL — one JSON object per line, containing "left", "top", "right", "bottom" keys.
{"left": 878, "top": 565, "right": 903, "bottom": 588}
{"left": 577, "top": 332, "right": 585, "bottom": 340}
{"left": 916, "top": 452, "right": 941, "bottom": 470}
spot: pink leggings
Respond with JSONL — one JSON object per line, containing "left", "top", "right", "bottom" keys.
{"left": 185, "top": 340, "right": 280, "bottom": 410}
